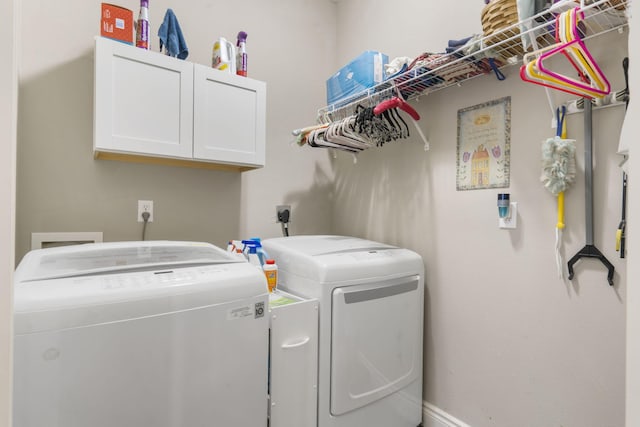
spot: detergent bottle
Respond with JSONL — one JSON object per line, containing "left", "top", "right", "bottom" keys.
{"left": 212, "top": 37, "right": 236, "bottom": 73}
{"left": 263, "top": 259, "right": 278, "bottom": 292}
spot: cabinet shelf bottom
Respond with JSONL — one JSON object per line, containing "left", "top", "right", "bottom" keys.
{"left": 94, "top": 151, "right": 258, "bottom": 173}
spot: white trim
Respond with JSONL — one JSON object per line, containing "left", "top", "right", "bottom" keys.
{"left": 625, "top": 4, "right": 640, "bottom": 427}
{"left": 31, "top": 232, "right": 104, "bottom": 250}
{"left": 0, "top": 0, "right": 17, "bottom": 424}
{"left": 423, "top": 401, "right": 472, "bottom": 427}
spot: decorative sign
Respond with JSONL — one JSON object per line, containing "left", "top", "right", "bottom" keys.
{"left": 456, "top": 97, "right": 511, "bottom": 190}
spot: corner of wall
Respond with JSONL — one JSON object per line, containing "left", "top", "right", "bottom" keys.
{"left": 423, "top": 402, "right": 472, "bottom": 427}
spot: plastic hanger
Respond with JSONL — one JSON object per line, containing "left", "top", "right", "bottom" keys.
{"left": 391, "top": 107, "right": 410, "bottom": 138}
{"left": 536, "top": 8, "right": 609, "bottom": 96}
{"left": 324, "top": 117, "right": 370, "bottom": 151}
{"left": 520, "top": 59, "right": 602, "bottom": 98}
{"left": 520, "top": 7, "right": 610, "bottom": 99}
{"left": 373, "top": 97, "right": 420, "bottom": 120}
{"left": 535, "top": 8, "right": 609, "bottom": 96}
{"left": 373, "top": 95, "right": 430, "bottom": 150}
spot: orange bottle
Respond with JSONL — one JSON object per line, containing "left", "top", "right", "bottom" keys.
{"left": 263, "top": 259, "right": 278, "bottom": 292}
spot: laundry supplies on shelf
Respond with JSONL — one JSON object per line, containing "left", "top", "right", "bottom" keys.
{"left": 157, "top": 8, "right": 188, "bottom": 59}
{"left": 236, "top": 31, "right": 248, "bottom": 77}
{"left": 294, "top": 0, "right": 627, "bottom": 152}
{"left": 135, "top": 0, "right": 149, "bottom": 49}
{"left": 212, "top": 37, "right": 236, "bottom": 73}
{"left": 326, "top": 51, "right": 389, "bottom": 108}
{"left": 100, "top": 3, "right": 134, "bottom": 45}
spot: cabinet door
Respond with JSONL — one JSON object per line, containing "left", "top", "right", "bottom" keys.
{"left": 269, "top": 296, "right": 318, "bottom": 427}
{"left": 94, "top": 37, "right": 194, "bottom": 159}
{"left": 193, "top": 65, "right": 266, "bottom": 168}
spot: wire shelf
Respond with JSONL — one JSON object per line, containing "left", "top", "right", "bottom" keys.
{"left": 316, "top": 0, "right": 629, "bottom": 124}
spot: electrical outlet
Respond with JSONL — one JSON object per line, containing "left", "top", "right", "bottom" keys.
{"left": 137, "top": 200, "right": 154, "bottom": 222}
{"left": 276, "top": 205, "right": 291, "bottom": 223}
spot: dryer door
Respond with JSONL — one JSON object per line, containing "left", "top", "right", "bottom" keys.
{"left": 330, "top": 275, "right": 422, "bottom": 415}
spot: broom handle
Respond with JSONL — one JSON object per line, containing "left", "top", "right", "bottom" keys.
{"left": 557, "top": 191, "right": 565, "bottom": 229}
{"left": 557, "top": 106, "right": 567, "bottom": 231}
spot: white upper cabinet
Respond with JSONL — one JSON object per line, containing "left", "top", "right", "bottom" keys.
{"left": 94, "top": 37, "right": 194, "bottom": 159}
{"left": 193, "top": 65, "right": 265, "bottom": 167}
{"left": 93, "top": 37, "right": 266, "bottom": 171}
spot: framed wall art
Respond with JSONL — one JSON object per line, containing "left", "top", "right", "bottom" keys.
{"left": 456, "top": 96, "right": 511, "bottom": 190}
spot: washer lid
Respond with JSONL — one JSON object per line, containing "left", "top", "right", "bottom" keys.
{"left": 263, "top": 235, "right": 395, "bottom": 257}
{"left": 13, "top": 242, "right": 268, "bottom": 333}
{"left": 15, "top": 241, "right": 240, "bottom": 283}
{"left": 263, "top": 236, "right": 423, "bottom": 284}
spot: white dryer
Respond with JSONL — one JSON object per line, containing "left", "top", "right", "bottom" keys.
{"left": 13, "top": 241, "right": 269, "bottom": 427}
{"left": 262, "top": 235, "right": 424, "bottom": 427}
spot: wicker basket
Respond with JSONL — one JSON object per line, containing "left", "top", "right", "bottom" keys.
{"left": 584, "top": 0, "right": 626, "bottom": 10}
{"left": 608, "top": 0, "right": 627, "bottom": 10}
{"left": 481, "top": 0, "right": 524, "bottom": 58}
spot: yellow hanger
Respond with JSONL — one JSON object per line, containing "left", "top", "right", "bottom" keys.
{"left": 520, "top": 8, "right": 610, "bottom": 98}
{"left": 560, "top": 8, "right": 607, "bottom": 90}
{"left": 521, "top": 57, "right": 604, "bottom": 98}
{"left": 535, "top": 8, "right": 609, "bottom": 96}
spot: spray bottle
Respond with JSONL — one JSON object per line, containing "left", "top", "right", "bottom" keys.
{"left": 242, "top": 238, "right": 269, "bottom": 265}
{"left": 136, "top": 0, "right": 149, "bottom": 49}
{"left": 236, "top": 31, "right": 248, "bottom": 77}
{"left": 247, "top": 246, "right": 262, "bottom": 268}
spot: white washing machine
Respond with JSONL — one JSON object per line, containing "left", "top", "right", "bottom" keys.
{"left": 262, "top": 235, "right": 424, "bottom": 427}
{"left": 13, "top": 241, "right": 269, "bottom": 427}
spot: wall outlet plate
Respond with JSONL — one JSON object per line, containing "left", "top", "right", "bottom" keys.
{"left": 276, "top": 205, "right": 291, "bottom": 223}
{"left": 138, "top": 200, "right": 154, "bottom": 222}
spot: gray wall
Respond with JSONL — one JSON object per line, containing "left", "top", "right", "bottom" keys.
{"left": 333, "top": 1, "right": 627, "bottom": 426}
{"left": 16, "top": 0, "right": 337, "bottom": 261}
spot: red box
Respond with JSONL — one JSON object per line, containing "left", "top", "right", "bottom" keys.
{"left": 100, "top": 3, "right": 134, "bottom": 45}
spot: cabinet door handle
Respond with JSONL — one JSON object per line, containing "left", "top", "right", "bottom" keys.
{"left": 281, "top": 336, "right": 310, "bottom": 349}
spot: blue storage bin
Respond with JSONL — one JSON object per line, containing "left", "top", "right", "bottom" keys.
{"left": 326, "top": 51, "right": 388, "bottom": 107}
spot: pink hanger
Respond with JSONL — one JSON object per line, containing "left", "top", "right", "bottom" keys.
{"left": 562, "top": 8, "right": 609, "bottom": 90}
{"left": 556, "top": 8, "right": 590, "bottom": 84}
{"left": 535, "top": 8, "right": 610, "bottom": 97}
{"left": 373, "top": 97, "right": 420, "bottom": 121}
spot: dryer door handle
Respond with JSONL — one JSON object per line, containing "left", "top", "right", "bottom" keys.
{"left": 281, "top": 336, "right": 310, "bottom": 349}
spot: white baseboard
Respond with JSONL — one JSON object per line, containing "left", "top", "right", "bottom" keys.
{"left": 422, "top": 401, "right": 472, "bottom": 427}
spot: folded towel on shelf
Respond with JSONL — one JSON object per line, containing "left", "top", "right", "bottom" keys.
{"left": 446, "top": 36, "right": 473, "bottom": 55}
{"left": 157, "top": 8, "right": 188, "bottom": 59}
{"left": 385, "top": 57, "right": 412, "bottom": 77}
